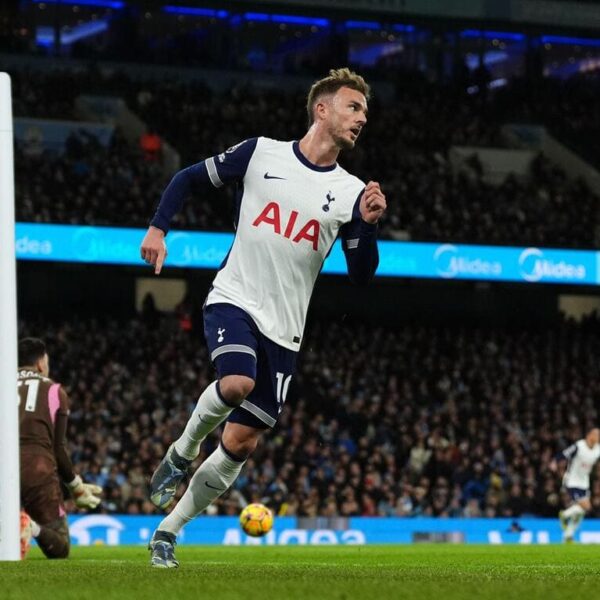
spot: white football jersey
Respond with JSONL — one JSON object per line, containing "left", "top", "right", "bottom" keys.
{"left": 203, "top": 137, "right": 366, "bottom": 350}
{"left": 562, "top": 439, "right": 600, "bottom": 490}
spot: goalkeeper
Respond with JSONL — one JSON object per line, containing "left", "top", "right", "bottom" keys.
{"left": 18, "top": 338, "right": 102, "bottom": 559}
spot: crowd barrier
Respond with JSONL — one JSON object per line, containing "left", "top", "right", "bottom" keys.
{"left": 16, "top": 222, "right": 599, "bottom": 286}
{"left": 65, "top": 515, "right": 600, "bottom": 545}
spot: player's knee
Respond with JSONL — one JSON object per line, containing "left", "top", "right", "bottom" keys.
{"left": 41, "top": 533, "right": 70, "bottom": 559}
{"left": 223, "top": 437, "right": 259, "bottom": 460}
{"left": 222, "top": 424, "right": 262, "bottom": 460}
{"left": 233, "top": 437, "right": 259, "bottom": 458}
{"left": 48, "top": 541, "right": 70, "bottom": 559}
{"left": 219, "top": 375, "right": 255, "bottom": 406}
{"left": 38, "top": 519, "right": 70, "bottom": 559}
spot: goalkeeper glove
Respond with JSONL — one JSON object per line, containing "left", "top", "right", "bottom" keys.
{"left": 67, "top": 475, "right": 103, "bottom": 509}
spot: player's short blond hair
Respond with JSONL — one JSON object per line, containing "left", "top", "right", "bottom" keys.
{"left": 306, "top": 68, "right": 371, "bottom": 126}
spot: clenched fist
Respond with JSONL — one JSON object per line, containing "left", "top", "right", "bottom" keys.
{"left": 359, "top": 181, "right": 386, "bottom": 224}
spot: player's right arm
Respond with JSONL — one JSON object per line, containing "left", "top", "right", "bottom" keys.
{"left": 141, "top": 138, "right": 258, "bottom": 274}
{"left": 550, "top": 443, "right": 577, "bottom": 472}
{"left": 562, "top": 443, "right": 578, "bottom": 460}
{"left": 54, "top": 388, "right": 76, "bottom": 484}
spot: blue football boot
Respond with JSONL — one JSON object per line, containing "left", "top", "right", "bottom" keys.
{"left": 149, "top": 530, "right": 179, "bottom": 568}
{"left": 149, "top": 444, "right": 191, "bottom": 509}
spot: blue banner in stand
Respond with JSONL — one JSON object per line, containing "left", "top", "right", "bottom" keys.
{"left": 15, "top": 222, "right": 600, "bottom": 285}
{"left": 64, "top": 515, "right": 600, "bottom": 546}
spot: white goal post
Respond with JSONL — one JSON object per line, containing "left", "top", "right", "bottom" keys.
{"left": 0, "top": 72, "right": 20, "bottom": 561}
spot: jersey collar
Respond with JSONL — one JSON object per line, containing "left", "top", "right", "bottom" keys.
{"left": 292, "top": 141, "right": 337, "bottom": 172}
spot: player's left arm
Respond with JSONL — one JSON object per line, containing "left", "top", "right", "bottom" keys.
{"left": 340, "top": 181, "right": 386, "bottom": 285}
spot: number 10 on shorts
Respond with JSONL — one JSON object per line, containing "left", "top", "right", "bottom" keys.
{"left": 275, "top": 372, "right": 291, "bottom": 413}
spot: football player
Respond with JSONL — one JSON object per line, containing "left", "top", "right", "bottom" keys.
{"left": 19, "top": 337, "right": 102, "bottom": 558}
{"left": 141, "top": 68, "right": 385, "bottom": 567}
{"left": 551, "top": 427, "right": 600, "bottom": 542}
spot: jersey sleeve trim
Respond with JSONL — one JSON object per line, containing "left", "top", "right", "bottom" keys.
{"left": 206, "top": 156, "right": 224, "bottom": 188}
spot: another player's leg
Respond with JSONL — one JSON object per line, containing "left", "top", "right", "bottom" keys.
{"left": 21, "top": 511, "right": 70, "bottom": 559}
{"left": 562, "top": 495, "right": 589, "bottom": 542}
{"left": 21, "top": 471, "right": 70, "bottom": 559}
{"left": 149, "top": 421, "right": 262, "bottom": 568}
{"left": 558, "top": 508, "right": 568, "bottom": 531}
{"left": 34, "top": 517, "right": 70, "bottom": 558}
{"left": 568, "top": 510, "right": 585, "bottom": 541}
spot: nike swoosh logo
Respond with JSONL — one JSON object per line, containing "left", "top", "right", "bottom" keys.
{"left": 204, "top": 481, "right": 225, "bottom": 491}
{"left": 264, "top": 172, "right": 286, "bottom": 180}
{"left": 199, "top": 415, "right": 218, "bottom": 425}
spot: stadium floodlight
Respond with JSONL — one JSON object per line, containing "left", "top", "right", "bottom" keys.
{"left": 0, "top": 72, "right": 20, "bottom": 561}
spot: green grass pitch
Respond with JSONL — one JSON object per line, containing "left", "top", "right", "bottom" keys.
{"left": 3, "top": 544, "right": 600, "bottom": 599}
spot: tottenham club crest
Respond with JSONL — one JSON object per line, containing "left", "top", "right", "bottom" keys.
{"left": 322, "top": 191, "right": 335, "bottom": 212}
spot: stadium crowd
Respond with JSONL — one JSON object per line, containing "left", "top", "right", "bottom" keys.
{"left": 494, "top": 74, "right": 600, "bottom": 168}
{"left": 12, "top": 66, "right": 600, "bottom": 247}
{"left": 15, "top": 128, "right": 229, "bottom": 231}
{"left": 21, "top": 308, "right": 600, "bottom": 519}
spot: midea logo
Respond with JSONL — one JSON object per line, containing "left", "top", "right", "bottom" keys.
{"left": 518, "top": 247, "right": 586, "bottom": 282}
{"left": 433, "top": 244, "right": 502, "bottom": 279}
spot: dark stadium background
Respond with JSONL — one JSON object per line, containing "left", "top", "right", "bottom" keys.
{"left": 4, "top": 0, "right": 600, "bottom": 524}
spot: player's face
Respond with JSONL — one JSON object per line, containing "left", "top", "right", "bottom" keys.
{"left": 588, "top": 428, "right": 600, "bottom": 445}
{"left": 326, "top": 87, "right": 368, "bottom": 150}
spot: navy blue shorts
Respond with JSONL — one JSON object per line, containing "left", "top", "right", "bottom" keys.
{"left": 203, "top": 302, "right": 297, "bottom": 429}
{"left": 567, "top": 487, "right": 589, "bottom": 502}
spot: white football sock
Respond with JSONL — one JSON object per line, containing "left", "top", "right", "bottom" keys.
{"left": 565, "top": 513, "right": 585, "bottom": 538}
{"left": 562, "top": 504, "right": 585, "bottom": 519}
{"left": 173, "top": 381, "right": 236, "bottom": 460}
{"left": 569, "top": 512, "right": 585, "bottom": 535}
{"left": 564, "top": 505, "right": 586, "bottom": 539}
{"left": 30, "top": 519, "right": 41, "bottom": 537}
{"left": 159, "top": 444, "right": 245, "bottom": 536}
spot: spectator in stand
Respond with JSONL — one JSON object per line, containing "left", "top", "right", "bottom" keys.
{"left": 140, "top": 128, "right": 162, "bottom": 162}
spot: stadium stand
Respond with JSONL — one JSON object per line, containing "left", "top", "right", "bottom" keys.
{"left": 6, "top": 0, "right": 600, "bottom": 562}
{"left": 20, "top": 310, "right": 600, "bottom": 518}
{"left": 11, "top": 65, "right": 600, "bottom": 246}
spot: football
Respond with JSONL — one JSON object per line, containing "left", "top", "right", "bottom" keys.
{"left": 239, "top": 503, "right": 274, "bottom": 537}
